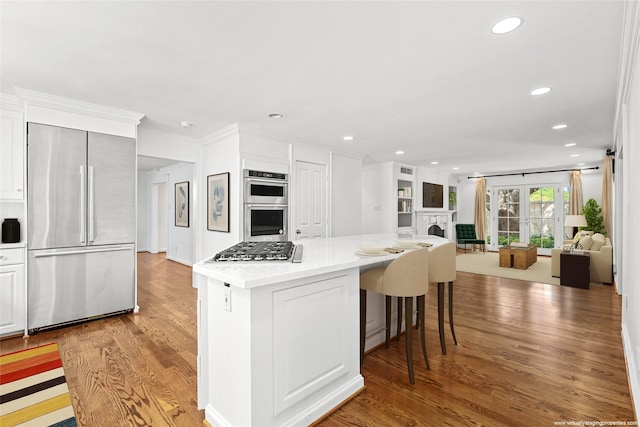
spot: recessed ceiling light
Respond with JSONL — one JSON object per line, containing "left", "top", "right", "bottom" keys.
{"left": 452, "top": 167, "right": 460, "bottom": 170}
{"left": 395, "top": 150, "right": 404, "bottom": 155}
{"left": 268, "top": 113, "right": 283, "bottom": 119}
{"left": 577, "top": 162, "right": 585, "bottom": 166}
{"left": 180, "top": 121, "right": 193, "bottom": 128}
{"left": 564, "top": 142, "right": 576, "bottom": 147}
{"left": 491, "top": 16, "right": 523, "bottom": 34}
{"left": 343, "top": 136, "right": 354, "bottom": 141}
{"left": 552, "top": 124, "right": 567, "bottom": 130}
{"left": 570, "top": 154, "right": 580, "bottom": 157}
{"left": 431, "top": 161, "right": 439, "bottom": 165}
{"left": 531, "top": 87, "right": 551, "bottom": 96}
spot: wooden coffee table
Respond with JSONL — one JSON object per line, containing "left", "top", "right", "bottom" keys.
{"left": 499, "top": 245, "right": 537, "bottom": 269}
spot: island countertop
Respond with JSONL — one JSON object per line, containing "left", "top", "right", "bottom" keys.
{"left": 192, "top": 233, "right": 450, "bottom": 289}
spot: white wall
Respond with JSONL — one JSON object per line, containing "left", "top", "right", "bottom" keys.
{"left": 331, "top": 153, "right": 363, "bottom": 237}
{"left": 138, "top": 163, "right": 195, "bottom": 265}
{"left": 196, "top": 125, "right": 242, "bottom": 262}
{"left": 361, "top": 163, "right": 394, "bottom": 234}
{"left": 166, "top": 163, "right": 194, "bottom": 265}
{"left": 137, "top": 127, "right": 200, "bottom": 163}
{"left": 618, "top": 0, "right": 640, "bottom": 416}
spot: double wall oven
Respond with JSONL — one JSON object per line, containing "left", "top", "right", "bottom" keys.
{"left": 243, "top": 169, "right": 288, "bottom": 241}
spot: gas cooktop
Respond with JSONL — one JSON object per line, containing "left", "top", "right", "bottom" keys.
{"left": 208, "top": 241, "right": 303, "bottom": 263}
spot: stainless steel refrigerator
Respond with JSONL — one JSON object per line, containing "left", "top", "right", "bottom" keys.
{"left": 27, "top": 123, "right": 136, "bottom": 331}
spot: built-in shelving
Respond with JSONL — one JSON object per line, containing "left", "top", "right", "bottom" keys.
{"left": 396, "top": 166, "right": 415, "bottom": 231}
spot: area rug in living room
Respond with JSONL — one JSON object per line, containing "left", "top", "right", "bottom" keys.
{"left": 456, "top": 251, "right": 560, "bottom": 286}
{"left": 0, "top": 342, "right": 77, "bottom": 427}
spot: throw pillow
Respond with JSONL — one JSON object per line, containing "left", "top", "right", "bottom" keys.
{"left": 590, "top": 239, "right": 605, "bottom": 251}
{"left": 579, "top": 235, "right": 594, "bottom": 250}
{"left": 572, "top": 230, "right": 592, "bottom": 243}
{"left": 592, "top": 233, "right": 605, "bottom": 242}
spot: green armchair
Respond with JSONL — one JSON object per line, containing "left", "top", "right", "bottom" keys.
{"left": 455, "top": 224, "right": 486, "bottom": 253}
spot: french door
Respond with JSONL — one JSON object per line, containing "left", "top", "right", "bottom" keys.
{"left": 489, "top": 184, "right": 565, "bottom": 256}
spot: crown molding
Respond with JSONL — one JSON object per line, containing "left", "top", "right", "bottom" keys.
{"left": 0, "top": 93, "right": 22, "bottom": 110}
{"left": 200, "top": 123, "right": 240, "bottom": 146}
{"left": 14, "top": 88, "right": 145, "bottom": 125}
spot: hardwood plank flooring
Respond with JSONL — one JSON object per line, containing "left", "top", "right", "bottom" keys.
{"left": 1, "top": 253, "right": 635, "bottom": 426}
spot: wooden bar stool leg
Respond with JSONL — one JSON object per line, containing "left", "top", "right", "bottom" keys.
{"left": 448, "top": 281, "right": 458, "bottom": 345}
{"left": 417, "top": 295, "right": 430, "bottom": 370}
{"left": 360, "top": 289, "right": 367, "bottom": 365}
{"left": 396, "top": 297, "right": 403, "bottom": 342}
{"left": 405, "top": 297, "right": 415, "bottom": 384}
{"left": 385, "top": 296, "right": 391, "bottom": 348}
{"left": 438, "top": 282, "right": 446, "bottom": 354}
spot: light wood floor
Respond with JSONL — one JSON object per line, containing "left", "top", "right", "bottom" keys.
{"left": 1, "top": 253, "right": 635, "bottom": 426}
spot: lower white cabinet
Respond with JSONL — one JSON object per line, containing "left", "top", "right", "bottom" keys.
{"left": 0, "top": 247, "right": 26, "bottom": 336}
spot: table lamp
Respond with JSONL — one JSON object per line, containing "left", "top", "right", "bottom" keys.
{"left": 564, "top": 214, "right": 588, "bottom": 250}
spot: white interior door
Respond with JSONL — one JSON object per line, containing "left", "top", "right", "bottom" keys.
{"left": 294, "top": 161, "right": 327, "bottom": 239}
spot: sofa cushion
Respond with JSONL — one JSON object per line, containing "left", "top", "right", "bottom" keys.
{"left": 592, "top": 233, "right": 605, "bottom": 242}
{"left": 579, "top": 235, "right": 594, "bottom": 250}
{"left": 590, "top": 238, "right": 605, "bottom": 251}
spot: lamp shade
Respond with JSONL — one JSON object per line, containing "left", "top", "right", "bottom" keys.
{"left": 564, "top": 214, "right": 588, "bottom": 227}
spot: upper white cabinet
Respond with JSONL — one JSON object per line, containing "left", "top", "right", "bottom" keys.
{"left": 0, "top": 107, "right": 25, "bottom": 201}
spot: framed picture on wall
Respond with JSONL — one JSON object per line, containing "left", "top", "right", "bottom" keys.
{"left": 207, "top": 172, "right": 230, "bottom": 232}
{"left": 175, "top": 181, "right": 189, "bottom": 227}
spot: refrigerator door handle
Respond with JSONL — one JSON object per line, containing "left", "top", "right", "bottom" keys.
{"left": 32, "top": 246, "right": 133, "bottom": 258}
{"left": 80, "top": 166, "right": 86, "bottom": 244}
{"left": 88, "top": 166, "right": 95, "bottom": 242}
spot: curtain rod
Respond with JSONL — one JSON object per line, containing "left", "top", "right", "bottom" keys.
{"left": 467, "top": 166, "right": 599, "bottom": 179}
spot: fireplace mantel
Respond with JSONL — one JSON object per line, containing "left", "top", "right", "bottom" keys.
{"left": 416, "top": 211, "right": 456, "bottom": 239}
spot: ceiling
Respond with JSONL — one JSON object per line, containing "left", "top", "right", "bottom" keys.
{"left": 0, "top": 1, "right": 624, "bottom": 177}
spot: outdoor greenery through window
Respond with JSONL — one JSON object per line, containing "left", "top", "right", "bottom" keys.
{"left": 484, "top": 184, "right": 567, "bottom": 250}
{"left": 497, "top": 188, "right": 521, "bottom": 246}
{"left": 528, "top": 187, "right": 555, "bottom": 249}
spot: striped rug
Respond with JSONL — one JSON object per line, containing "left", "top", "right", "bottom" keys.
{"left": 0, "top": 343, "right": 77, "bottom": 427}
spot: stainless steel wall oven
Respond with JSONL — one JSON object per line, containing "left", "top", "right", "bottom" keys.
{"left": 243, "top": 169, "right": 288, "bottom": 204}
{"left": 243, "top": 170, "right": 288, "bottom": 241}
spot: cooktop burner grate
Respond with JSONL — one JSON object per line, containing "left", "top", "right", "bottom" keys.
{"left": 210, "top": 241, "right": 296, "bottom": 262}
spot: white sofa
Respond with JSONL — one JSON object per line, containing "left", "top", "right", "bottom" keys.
{"left": 551, "top": 232, "right": 613, "bottom": 284}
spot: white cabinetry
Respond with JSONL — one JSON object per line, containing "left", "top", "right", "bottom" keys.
{"left": 0, "top": 107, "right": 25, "bottom": 201}
{"left": 362, "top": 162, "right": 415, "bottom": 233}
{"left": 0, "top": 246, "right": 25, "bottom": 336}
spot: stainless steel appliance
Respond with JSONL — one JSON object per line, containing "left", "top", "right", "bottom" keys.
{"left": 27, "top": 123, "right": 136, "bottom": 332}
{"left": 208, "top": 241, "right": 302, "bottom": 263}
{"left": 243, "top": 169, "right": 288, "bottom": 204}
{"left": 244, "top": 204, "right": 288, "bottom": 241}
{"left": 243, "top": 169, "right": 289, "bottom": 241}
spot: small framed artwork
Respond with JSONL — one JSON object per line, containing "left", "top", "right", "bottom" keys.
{"left": 207, "top": 172, "right": 230, "bottom": 232}
{"left": 175, "top": 181, "right": 189, "bottom": 227}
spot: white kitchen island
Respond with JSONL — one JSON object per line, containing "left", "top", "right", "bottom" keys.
{"left": 193, "top": 233, "right": 449, "bottom": 427}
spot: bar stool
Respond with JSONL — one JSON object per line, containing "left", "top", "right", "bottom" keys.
{"left": 428, "top": 241, "right": 458, "bottom": 354}
{"left": 359, "top": 248, "right": 430, "bottom": 384}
